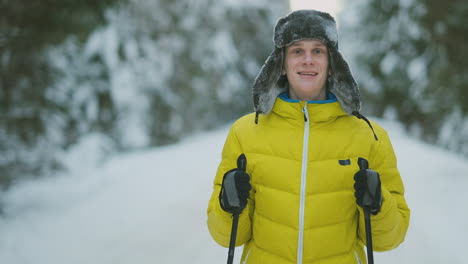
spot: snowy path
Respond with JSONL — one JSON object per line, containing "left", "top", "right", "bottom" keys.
{"left": 0, "top": 119, "right": 467, "bottom": 264}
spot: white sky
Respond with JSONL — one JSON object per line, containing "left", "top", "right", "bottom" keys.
{"left": 290, "top": 0, "right": 343, "bottom": 19}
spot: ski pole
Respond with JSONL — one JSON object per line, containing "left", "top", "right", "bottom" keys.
{"left": 227, "top": 210, "right": 240, "bottom": 264}
{"left": 224, "top": 154, "right": 247, "bottom": 264}
{"left": 364, "top": 208, "right": 374, "bottom": 264}
{"left": 357, "top": 157, "right": 379, "bottom": 264}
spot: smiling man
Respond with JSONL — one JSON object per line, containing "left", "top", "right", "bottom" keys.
{"left": 207, "top": 10, "right": 410, "bottom": 264}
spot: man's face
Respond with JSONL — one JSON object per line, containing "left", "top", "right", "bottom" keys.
{"left": 284, "top": 40, "right": 329, "bottom": 101}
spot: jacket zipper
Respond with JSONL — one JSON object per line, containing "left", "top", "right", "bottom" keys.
{"left": 242, "top": 246, "right": 252, "bottom": 264}
{"left": 354, "top": 250, "right": 362, "bottom": 264}
{"left": 297, "top": 104, "right": 310, "bottom": 264}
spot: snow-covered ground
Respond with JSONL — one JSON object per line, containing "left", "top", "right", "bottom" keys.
{"left": 0, "top": 118, "right": 467, "bottom": 264}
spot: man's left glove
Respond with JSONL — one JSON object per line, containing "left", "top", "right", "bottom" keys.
{"left": 354, "top": 158, "right": 383, "bottom": 215}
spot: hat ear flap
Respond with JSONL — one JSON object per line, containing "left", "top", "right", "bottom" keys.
{"left": 328, "top": 48, "right": 361, "bottom": 115}
{"left": 252, "top": 48, "right": 286, "bottom": 114}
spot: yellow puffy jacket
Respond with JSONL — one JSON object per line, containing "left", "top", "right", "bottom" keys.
{"left": 207, "top": 96, "right": 410, "bottom": 264}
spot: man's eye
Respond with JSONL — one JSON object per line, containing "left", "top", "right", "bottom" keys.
{"left": 313, "top": 49, "right": 322, "bottom": 54}
{"left": 294, "top": 49, "right": 302, "bottom": 54}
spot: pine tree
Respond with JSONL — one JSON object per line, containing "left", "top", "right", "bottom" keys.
{"left": 63, "top": 0, "right": 289, "bottom": 148}
{"left": 0, "top": 0, "right": 120, "bottom": 186}
{"left": 0, "top": 0, "right": 289, "bottom": 187}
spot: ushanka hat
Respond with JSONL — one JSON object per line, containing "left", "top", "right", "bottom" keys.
{"left": 252, "top": 10, "right": 361, "bottom": 117}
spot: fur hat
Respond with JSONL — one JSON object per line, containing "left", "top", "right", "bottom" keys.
{"left": 252, "top": 10, "right": 360, "bottom": 116}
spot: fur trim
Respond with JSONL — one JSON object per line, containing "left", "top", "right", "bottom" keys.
{"left": 252, "top": 10, "right": 361, "bottom": 115}
{"left": 252, "top": 49, "right": 286, "bottom": 113}
{"left": 328, "top": 48, "right": 360, "bottom": 115}
{"left": 274, "top": 10, "right": 338, "bottom": 49}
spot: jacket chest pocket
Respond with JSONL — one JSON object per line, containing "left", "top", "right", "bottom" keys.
{"left": 307, "top": 158, "right": 359, "bottom": 194}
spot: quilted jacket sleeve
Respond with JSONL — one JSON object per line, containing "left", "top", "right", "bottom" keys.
{"left": 207, "top": 123, "right": 254, "bottom": 247}
{"left": 357, "top": 126, "right": 411, "bottom": 251}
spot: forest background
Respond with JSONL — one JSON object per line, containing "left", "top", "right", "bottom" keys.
{"left": 1, "top": 0, "right": 467, "bottom": 189}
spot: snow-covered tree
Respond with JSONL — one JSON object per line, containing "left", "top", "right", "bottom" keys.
{"left": 51, "top": 0, "right": 288, "bottom": 150}
{"left": 0, "top": 0, "right": 118, "bottom": 186}
{"left": 339, "top": 0, "right": 468, "bottom": 155}
{"left": 1, "top": 0, "right": 289, "bottom": 187}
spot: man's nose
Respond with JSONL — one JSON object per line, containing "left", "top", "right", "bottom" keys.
{"left": 303, "top": 52, "right": 314, "bottom": 64}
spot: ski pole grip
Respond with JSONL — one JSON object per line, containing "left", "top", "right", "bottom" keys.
{"left": 223, "top": 154, "right": 247, "bottom": 210}
{"left": 358, "top": 157, "right": 369, "bottom": 170}
{"left": 363, "top": 170, "right": 381, "bottom": 208}
{"left": 237, "top": 154, "right": 247, "bottom": 172}
{"left": 357, "top": 157, "right": 381, "bottom": 211}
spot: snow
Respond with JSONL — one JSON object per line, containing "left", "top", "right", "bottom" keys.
{"left": 407, "top": 56, "right": 427, "bottom": 82}
{"left": 1, "top": 118, "right": 467, "bottom": 264}
{"left": 380, "top": 51, "right": 399, "bottom": 75}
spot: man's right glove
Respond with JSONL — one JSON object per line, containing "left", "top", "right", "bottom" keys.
{"left": 219, "top": 154, "right": 251, "bottom": 214}
{"left": 354, "top": 157, "right": 383, "bottom": 215}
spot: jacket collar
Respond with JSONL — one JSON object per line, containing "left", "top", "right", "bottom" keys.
{"left": 272, "top": 92, "right": 347, "bottom": 123}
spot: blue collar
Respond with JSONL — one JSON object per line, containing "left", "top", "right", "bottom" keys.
{"left": 279, "top": 92, "right": 338, "bottom": 104}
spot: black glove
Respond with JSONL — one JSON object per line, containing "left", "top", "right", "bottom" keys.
{"left": 219, "top": 154, "right": 251, "bottom": 214}
{"left": 354, "top": 158, "right": 382, "bottom": 215}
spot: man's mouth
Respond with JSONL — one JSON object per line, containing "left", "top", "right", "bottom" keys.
{"left": 298, "top": 72, "right": 318, "bottom": 76}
